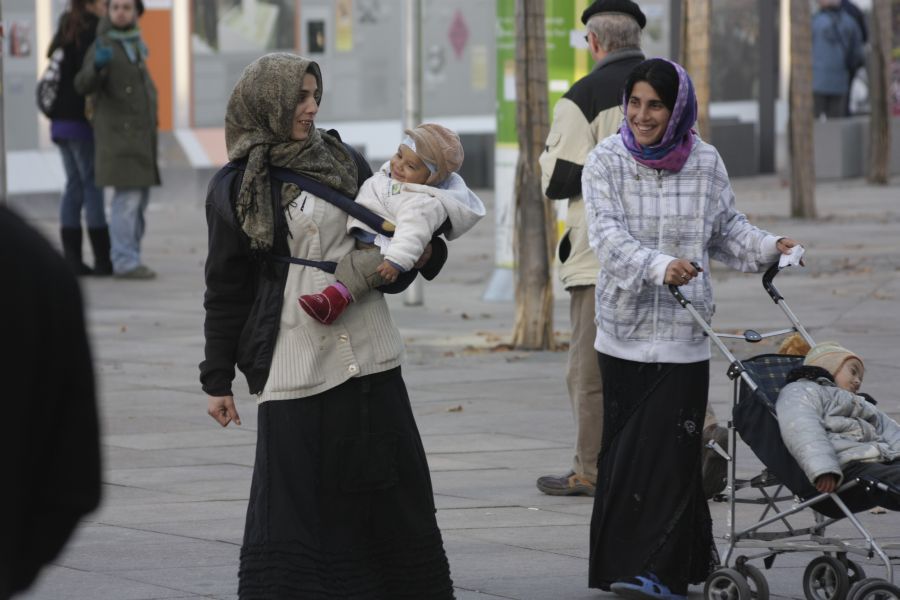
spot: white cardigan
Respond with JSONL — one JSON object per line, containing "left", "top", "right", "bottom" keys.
{"left": 258, "top": 190, "right": 405, "bottom": 403}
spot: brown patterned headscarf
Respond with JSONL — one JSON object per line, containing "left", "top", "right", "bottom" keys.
{"left": 225, "top": 53, "right": 358, "bottom": 251}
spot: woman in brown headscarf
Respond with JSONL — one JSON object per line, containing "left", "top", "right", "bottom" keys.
{"left": 200, "top": 53, "right": 455, "bottom": 599}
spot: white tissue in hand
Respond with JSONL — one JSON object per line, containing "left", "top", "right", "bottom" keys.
{"left": 778, "top": 244, "right": 804, "bottom": 268}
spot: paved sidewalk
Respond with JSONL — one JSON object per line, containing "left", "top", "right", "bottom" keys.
{"left": 8, "top": 171, "right": 900, "bottom": 600}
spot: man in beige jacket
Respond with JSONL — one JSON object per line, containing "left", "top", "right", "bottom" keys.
{"left": 537, "top": 0, "right": 646, "bottom": 496}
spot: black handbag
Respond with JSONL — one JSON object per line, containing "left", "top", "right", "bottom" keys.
{"left": 36, "top": 47, "right": 65, "bottom": 118}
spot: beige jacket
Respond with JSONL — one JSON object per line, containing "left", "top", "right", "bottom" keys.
{"left": 258, "top": 191, "right": 405, "bottom": 403}
{"left": 538, "top": 49, "right": 645, "bottom": 289}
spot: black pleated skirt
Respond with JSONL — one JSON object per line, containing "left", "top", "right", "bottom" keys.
{"left": 589, "top": 353, "right": 718, "bottom": 594}
{"left": 239, "top": 367, "right": 455, "bottom": 599}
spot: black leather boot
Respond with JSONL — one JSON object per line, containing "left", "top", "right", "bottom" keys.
{"left": 60, "top": 227, "right": 93, "bottom": 276}
{"left": 87, "top": 227, "right": 113, "bottom": 276}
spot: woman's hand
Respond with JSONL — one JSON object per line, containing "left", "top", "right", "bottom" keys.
{"left": 776, "top": 237, "right": 804, "bottom": 265}
{"left": 208, "top": 395, "right": 241, "bottom": 427}
{"left": 376, "top": 260, "right": 400, "bottom": 283}
{"left": 815, "top": 473, "right": 839, "bottom": 494}
{"left": 664, "top": 258, "right": 702, "bottom": 286}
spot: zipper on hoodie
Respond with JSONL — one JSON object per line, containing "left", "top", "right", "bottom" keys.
{"left": 652, "top": 169, "right": 664, "bottom": 344}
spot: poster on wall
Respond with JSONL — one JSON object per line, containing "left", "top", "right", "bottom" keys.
{"left": 308, "top": 21, "right": 326, "bottom": 54}
{"left": 8, "top": 20, "right": 32, "bottom": 58}
{"left": 335, "top": 0, "right": 353, "bottom": 52}
{"left": 192, "top": 0, "right": 296, "bottom": 53}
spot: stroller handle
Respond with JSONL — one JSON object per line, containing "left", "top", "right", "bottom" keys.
{"left": 762, "top": 263, "right": 784, "bottom": 303}
{"left": 761, "top": 262, "right": 817, "bottom": 348}
{"left": 667, "top": 284, "right": 690, "bottom": 308}
{"left": 667, "top": 261, "right": 703, "bottom": 308}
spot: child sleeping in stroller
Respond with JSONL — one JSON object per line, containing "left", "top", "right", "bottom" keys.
{"left": 776, "top": 341, "right": 900, "bottom": 508}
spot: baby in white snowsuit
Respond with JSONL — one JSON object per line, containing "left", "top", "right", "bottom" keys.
{"left": 299, "top": 123, "right": 485, "bottom": 325}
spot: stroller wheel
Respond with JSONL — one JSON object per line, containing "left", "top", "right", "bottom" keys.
{"left": 737, "top": 564, "right": 770, "bottom": 600}
{"left": 704, "top": 568, "right": 753, "bottom": 600}
{"left": 845, "top": 559, "right": 867, "bottom": 585}
{"left": 803, "top": 556, "right": 851, "bottom": 600}
{"left": 847, "top": 577, "right": 900, "bottom": 600}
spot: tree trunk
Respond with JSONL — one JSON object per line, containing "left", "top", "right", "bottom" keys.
{"left": 867, "top": 1, "right": 892, "bottom": 185}
{"left": 681, "top": 0, "right": 711, "bottom": 140}
{"left": 510, "top": 0, "right": 555, "bottom": 350}
{"left": 789, "top": 0, "right": 816, "bottom": 218}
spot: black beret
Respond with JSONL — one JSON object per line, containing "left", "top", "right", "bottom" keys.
{"left": 581, "top": 0, "right": 646, "bottom": 29}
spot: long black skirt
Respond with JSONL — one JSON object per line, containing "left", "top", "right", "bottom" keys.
{"left": 239, "top": 367, "right": 455, "bottom": 599}
{"left": 589, "top": 353, "right": 718, "bottom": 594}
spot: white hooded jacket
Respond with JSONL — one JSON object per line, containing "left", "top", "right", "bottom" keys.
{"left": 347, "top": 162, "right": 485, "bottom": 270}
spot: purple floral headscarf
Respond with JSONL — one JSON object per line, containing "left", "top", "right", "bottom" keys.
{"left": 619, "top": 59, "right": 698, "bottom": 173}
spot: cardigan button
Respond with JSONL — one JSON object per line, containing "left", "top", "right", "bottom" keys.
{"left": 348, "top": 364, "right": 359, "bottom": 374}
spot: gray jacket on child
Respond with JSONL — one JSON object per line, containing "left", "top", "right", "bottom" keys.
{"left": 777, "top": 377, "right": 900, "bottom": 486}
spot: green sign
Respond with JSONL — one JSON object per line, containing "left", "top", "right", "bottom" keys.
{"left": 496, "top": 0, "right": 589, "bottom": 147}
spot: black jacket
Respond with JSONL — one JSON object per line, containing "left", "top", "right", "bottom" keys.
{"left": 47, "top": 11, "right": 99, "bottom": 122}
{"left": 200, "top": 137, "right": 416, "bottom": 397}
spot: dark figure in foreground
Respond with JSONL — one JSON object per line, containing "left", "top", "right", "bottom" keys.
{"left": 0, "top": 206, "right": 101, "bottom": 599}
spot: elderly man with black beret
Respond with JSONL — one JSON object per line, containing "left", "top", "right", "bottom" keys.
{"left": 537, "top": 0, "right": 646, "bottom": 498}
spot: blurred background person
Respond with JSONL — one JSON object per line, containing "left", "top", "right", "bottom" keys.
{"left": 46, "top": 0, "right": 112, "bottom": 276}
{"left": 811, "top": 0, "right": 864, "bottom": 119}
{"left": 75, "top": 0, "right": 160, "bottom": 280}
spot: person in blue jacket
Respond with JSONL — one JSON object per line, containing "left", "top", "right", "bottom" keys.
{"left": 812, "top": 0, "right": 865, "bottom": 119}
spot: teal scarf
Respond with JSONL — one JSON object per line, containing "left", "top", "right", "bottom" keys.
{"left": 107, "top": 26, "right": 147, "bottom": 63}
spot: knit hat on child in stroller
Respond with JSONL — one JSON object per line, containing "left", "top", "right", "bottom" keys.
{"left": 803, "top": 341, "right": 863, "bottom": 377}
{"left": 402, "top": 123, "right": 464, "bottom": 186}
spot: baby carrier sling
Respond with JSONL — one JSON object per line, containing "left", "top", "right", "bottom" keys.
{"left": 266, "top": 165, "right": 396, "bottom": 274}
{"left": 262, "top": 164, "right": 450, "bottom": 282}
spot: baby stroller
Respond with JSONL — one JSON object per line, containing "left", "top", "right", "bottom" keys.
{"left": 670, "top": 263, "right": 900, "bottom": 600}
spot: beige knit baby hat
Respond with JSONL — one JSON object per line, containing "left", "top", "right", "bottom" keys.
{"left": 803, "top": 341, "right": 863, "bottom": 377}
{"left": 403, "top": 123, "right": 464, "bottom": 186}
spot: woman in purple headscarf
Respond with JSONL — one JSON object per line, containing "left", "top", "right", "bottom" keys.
{"left": 581, "top": 59, "right": 802, "bottom": 599}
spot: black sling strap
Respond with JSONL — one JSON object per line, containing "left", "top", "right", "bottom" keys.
{"left": 268, "top": 166, "right": 395, "bottom": 237}
{"left": 243, "top": 163, "right": 445, "bottom": 286}
{"left": 273, "top": 255, "right": 339, "bottom": 273}
{"left": 249, "top": 164, "right": 393, "bottom": 274}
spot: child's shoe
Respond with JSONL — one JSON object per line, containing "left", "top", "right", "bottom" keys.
{"left": 299, "top": 285, "right": 349, "bottom": 325}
